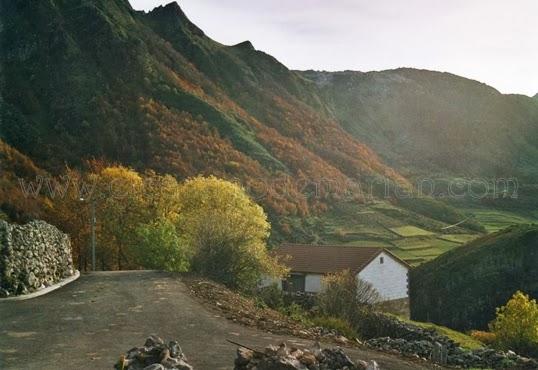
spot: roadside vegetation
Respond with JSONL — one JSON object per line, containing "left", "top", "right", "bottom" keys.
{"left": 255, "top": 270, "right": 484, "bottom": 353}
{"left": 49, "top": 166, "right": 286, "bottom": 289}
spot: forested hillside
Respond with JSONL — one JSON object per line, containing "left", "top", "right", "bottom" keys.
{"left": 0, "top": 0, "right": 404, "bottom": 220}
{"left": 1, "top": 0, "right": 538, "bottom": 265}
{"left": 410, "top": 224, "right": 538, "bottom": 331}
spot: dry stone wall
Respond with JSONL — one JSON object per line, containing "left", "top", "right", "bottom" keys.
{"left": 0, "top": 220, "right": 75, "bottom": 297}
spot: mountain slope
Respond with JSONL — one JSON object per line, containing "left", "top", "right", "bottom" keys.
{"left": 2, "top": 0, "right": 537, "bottom": 253}
{"left": 410, "top": 224, "right": 538, "bottom": 330}
{"left": 301, "top": 69, "right": 538, "bottom": 180}
{"left": 0, "top": 0, "right": 405, "bottom": 222}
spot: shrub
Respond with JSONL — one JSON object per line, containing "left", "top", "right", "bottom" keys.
{"left": 177, "top": 176, "right": 287, "bottom": 291}
{"left": 490, "top": 291, "right": 538, "bottom": 357}
{"left": 279, "top": 303, "right": 312, "bottom": 326}
{"left": 317, "top": 269, "right": 380, "bottom": 322}
{"left": 470, "top": 330, "right": 497, "bottom": 346}
{"left": 310, "top": 316, "right": 357, "bottom": 339}
{"left": 133, "top": 218, "right": 190, "bottom": 272}
{"left": 257, "top": 283, "right": 284, "bottom": 309}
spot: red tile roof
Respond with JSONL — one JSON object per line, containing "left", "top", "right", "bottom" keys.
{"left": 273, "top": 244, "right": 409, "bottom": 274}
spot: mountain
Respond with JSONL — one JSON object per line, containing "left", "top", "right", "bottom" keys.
{"left": 0, "top": 0, "right": 405, "bottom": 223}
{"left": 410, "top": 224, "right": 538, "bottom": 331}
{"left": 301, "top": 69, "right": 538, "bottom": 181}
{"left": 1, "top": 0, "right": 537, "bottom": 251}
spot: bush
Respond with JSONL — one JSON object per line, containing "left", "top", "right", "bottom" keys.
{"left": 317, "top": 269, "right": 380, "bottom": 322}
{"left": 490, "top": 291, "right": 538, "bottom": 357}
{"left": 279, "top": 303, "right": 312, "bottom": 326}
{"left": 470, "top": 330, "right": 497, "bottom": 346}
{"left": 310, "top": 316, "right": 357, "bottom": 339}
{"left": 257, "top": 283, "right": 284, "bottom": 309}
{"left": 133, "top": 218, "right": 190, "bottom": 272}
{"left": 177, "top": 176, "right": 287, "bottom": 291}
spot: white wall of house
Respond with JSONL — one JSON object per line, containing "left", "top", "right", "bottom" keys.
{"left": 357, "top": 251, "right": 408, "bottom": 301}
{"left": 304, "top": 274, "right": 323, "bottom": 293}
{"left": 259, "top": 275, "right": 282, "bottom": 289}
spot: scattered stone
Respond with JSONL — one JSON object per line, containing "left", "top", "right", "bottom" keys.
{"left": 115, "top": 336, "right": 193, "bottom": 370}
{"left": 366, "top": 336, "right": 538, "bottom": 369}
{"left": 0, "top": 220, "right": 75, "bottom": 297}
{"left": 234, "top": 341, "right": 368, "bottom": 370}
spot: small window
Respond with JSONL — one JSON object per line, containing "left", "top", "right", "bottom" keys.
{"left": 282, "top": 274, "right": 306, "bottom": 292}
{"left": 380, "top": 257, "right": 384, "bottom": 264}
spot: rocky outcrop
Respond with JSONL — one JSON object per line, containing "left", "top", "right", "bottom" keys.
{"left": 234, "top": 341, "right": 378, "bottom": 370}
{"left": 0, "top": 220, "right": 75, "bottom": 297}
{"left": 115, "top": 335, "right": 193, "bottom": 370}
{"left": 366, "top": 337, "right": 538, "bottom": 369}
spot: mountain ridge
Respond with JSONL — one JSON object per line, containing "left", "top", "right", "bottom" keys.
{"left": 1, "top": 0, "right": 537, "bottom": 244}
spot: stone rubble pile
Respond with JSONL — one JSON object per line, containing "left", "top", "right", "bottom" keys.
{"left": 366, "top": 337, "right": 538, "bottom": 369}
{"left": 359, "top": 311, "right": 456, "bottom": 348}
{"left": 115, "top": 335, "right": 193, "bottom": 370}
{"left": 234, "top": 341, "right": 379, "bottom": 370}
{"left": 0, "top": 220, "right": 75, "bottom": 297}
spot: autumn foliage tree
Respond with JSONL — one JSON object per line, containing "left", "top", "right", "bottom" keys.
{"left": 177, "top": 176, "right": 286, "bottom": 290}
{"left": 490, "top": 291, "right": 538, "bottom": 357}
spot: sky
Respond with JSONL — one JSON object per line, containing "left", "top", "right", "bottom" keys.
{"left": 130, "top": 0, "right": 538, "bottom": 96}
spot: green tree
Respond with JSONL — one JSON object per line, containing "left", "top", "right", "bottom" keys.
{"left": 177, "top": 176, "right": 286, "bottom": 290}
{"left": 133, "top": 218, "right": 190, "bottom": 272}
{"left": 490, "top": 291, "right": 538, "bottom": 357}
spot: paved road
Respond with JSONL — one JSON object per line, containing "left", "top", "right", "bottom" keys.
{"left": 0, "top": 271, "right": 433, "bottom": 370}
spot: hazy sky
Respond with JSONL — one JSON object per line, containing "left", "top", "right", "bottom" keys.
{"left": 130, "top": 0, "right": 538, "bottom": 96}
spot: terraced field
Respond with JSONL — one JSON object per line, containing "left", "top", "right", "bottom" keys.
{"left": 319, "top": 202, "right": 481, "bottom": 266}
{"left": 389, "top": 226, "right": 435, "bottom": 237}
{"left": 463, "top": 208, "right": 537, "bottom": 233}
{"left": 317, "top": 201, "right": 538, "bottom": 267}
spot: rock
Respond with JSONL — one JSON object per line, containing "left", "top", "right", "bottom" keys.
{"left": 115, "top": 336, "right": 193, "bottom": 370}
{"left": 366, "top": 360, "right": 379, "bottom": 370}
{"left": 145, "top": 335, "right": 164, "bottom": 347}
{"left": 297, "top": 351, "right": 316, "bottom": 366}
{"left": 235, "top": 347, "right": 253, "bottom": 366}
{"left": 234, "top": 341, "right": 367, "bottom": 370}
{"left": 168, "top": 341, "right": 183, "bottom": 359}
{"left": 0, "top": 220, "right": 74, "bottom": 297}
{"left": 365, "top": 336, "right": 538, "bottom": 369}
{"left": 143, "top": 365, "right": 165, "bottom": 370}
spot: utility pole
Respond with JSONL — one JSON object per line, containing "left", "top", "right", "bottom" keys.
{"left": 80, "top": 197, "right": 97, "bottom": 271}
{"left": 90, "top": 200, "right": 96, "bottom": 271}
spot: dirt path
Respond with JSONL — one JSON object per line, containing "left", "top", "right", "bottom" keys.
{"left": 0, "top": 271, "right": 434, "bottom": 369}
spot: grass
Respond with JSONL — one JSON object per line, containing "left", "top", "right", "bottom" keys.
{"left": 339, "top": 240, "right": 393, "bottom": 248}
{"left": 464, "top": 208, "right": 537, "bottom": 233}
{"left": 437, "top": 234, "right": 478, "bottom": 244}
{"left": 393, "top": 237, "right": 456, "bottom": 250}
{"left": 389, "top": 226, "right": 435, "bottom": 237}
